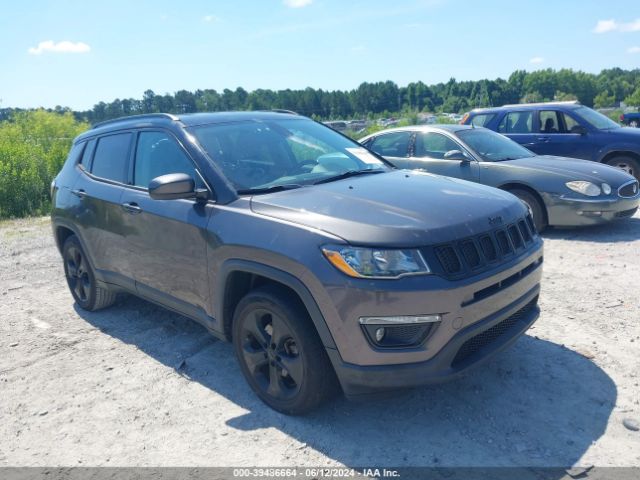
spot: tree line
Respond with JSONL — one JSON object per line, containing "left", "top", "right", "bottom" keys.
{"left": 2, "top": 68, "right": 640, "bottom": 126}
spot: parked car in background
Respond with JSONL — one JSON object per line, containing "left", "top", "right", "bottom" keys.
{"left": 360, "top": 125, "right": 640, "bottom": 232}
{"left": 461, "top": 101, "right": 640, "bottom": 181}
{"left": 323, "top": 120, "right": 348, "bottom": 132}
{"left": 620, "top": 110, "right": 640, "bottom": 128}
{"left": 51, "top": 111, "right": 543, "bottom": 414}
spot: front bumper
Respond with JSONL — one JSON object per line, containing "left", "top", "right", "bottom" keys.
{"left": 329, "top": 284, "right": 540, "bottom": 397}
{"left": 544, "top": 192, "right": 640, "bottom": 226}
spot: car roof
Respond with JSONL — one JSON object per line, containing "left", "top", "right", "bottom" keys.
{"left": 77, "top": 110, "right": 303, "bottom": 142}
{"left": 469, "top": 101, "right": 582, "bottom": 115}
{"left": 362, "top": 124, "right": 475, "bottom": 139}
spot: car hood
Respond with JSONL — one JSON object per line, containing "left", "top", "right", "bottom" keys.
{"left": 250, "top": 170, "right": 527, "bottom": 247}
{"left": 505, "top": 155, "right": 635, "bottom": 185}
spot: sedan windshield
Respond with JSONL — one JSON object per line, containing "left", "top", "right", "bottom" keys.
{"left": 572, "top": 106, "right": 620, "bottom": 130}
{"left": 189, "top": 119, "right": 388, "bottom": 193}
{"left": 456, "top": 128, "right": 534, "bottom": 162}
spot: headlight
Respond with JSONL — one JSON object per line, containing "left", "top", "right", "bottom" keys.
{"left": 321, "top": 245, "right": 430, "bottom": 278}
{"left": 601, "top": 183, "right": 612, "bottom": 195}
{"left": 565, "top": 181, "right": 601, "bottom": 197}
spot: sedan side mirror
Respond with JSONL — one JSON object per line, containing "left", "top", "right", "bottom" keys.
{"left": 149, "top": 173, "right": 197, "bottom": 200}
{"left": 570, "top": 125, "right": 587, "bottom": 135}
{"left": 443, "top": 149, "right": 470, "bottom": 162}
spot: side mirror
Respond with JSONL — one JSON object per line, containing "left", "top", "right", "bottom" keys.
{"left": 149, "top": 173, "right": 197, "bottom": 200}
{"left": 570, "top": 125, "right": 587, "bottom": 135}
{"left": 444, "top": 149, "right": 470, "bottom": 162}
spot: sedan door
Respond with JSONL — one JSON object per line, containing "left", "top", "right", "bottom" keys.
{"left": 120, "top": 130, "right": 213, "bottom": 317}
{"left": 405, "top": 131, "right": 479, "bottom": 182}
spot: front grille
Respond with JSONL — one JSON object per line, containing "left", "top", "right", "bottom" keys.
{"left": 460, "top": 240, "right": 481, "bottom": 269}
{"left": 434, "top": 245, "right": 462, "bottom": 274}
{"left": 615, "top": 207, "right": 638, "bottom": 218}
{"left": 452, "top": 296, "right": 538, "bottom": 367}
{"left": 495, "top": 230, "right": 512, "bottom": 255}
{"left": 428, "top": 214, "right": 538, "bottom": 279}
{"left": 479, "top": 235, "right": 497, "bottom": 262}
{"left": 618, "top": 180, "right": 639, "bottom": 198}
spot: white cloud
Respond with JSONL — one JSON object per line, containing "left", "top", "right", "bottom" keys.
{"left": 594, "top": 18, "right": 640, "bottom": 33}
{"left": 529, "top": 56, "right": 544, "bottom": 64}
{"left": 283, "top": 0, "right": 313, "bottom": 8}
{"left": 28, "top": 40, "right": 91, "bottom": 55}
{"left": 628, "top": 46, "right": 640, "bottom": 54}
{"left": 202, "top": 14, "right": 218, "bottom": 22}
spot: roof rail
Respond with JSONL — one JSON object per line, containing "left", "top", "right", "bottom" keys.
{"left": 266, "top": 109, "right": 299, "bottom": 115}
{"left": 501, "top": 100, "right": 580, "bottom": 108}
{"left": 92, "top": 113, "right": 179, "bottom": 129}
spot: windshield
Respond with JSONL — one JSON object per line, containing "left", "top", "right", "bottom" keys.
{"left": 456, "top": 128, "right": 534, "bottom": 161}
{"left": 189, "top": 119, "right": 388, "bottom": 193}
{"left": 573, "top": 106, "right": 620, "bottom": 130}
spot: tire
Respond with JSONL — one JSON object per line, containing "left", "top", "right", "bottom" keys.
{"left": 62, "top": 235, "right": 116, "bottom": 311}
{"left": 508, "top": 188, "right": 547, "bottom": 233}
{"left": 630, "top": 120, "right": 639, "bottom": 128}
{"left": 606, "top": 155, "right": 640, "bottom": 181}
{"left": 232, "top": 285, "right": 338, "bottom": 415}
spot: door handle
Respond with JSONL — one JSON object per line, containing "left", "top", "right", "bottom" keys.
{"left": 121, "top": 202, "right": 142, "bottom": 214}
{"left": 536, "top": 136, "right": 550, "bottom": 142}
{"left": 71, "top": 189, "right": 86, "bottom": 198}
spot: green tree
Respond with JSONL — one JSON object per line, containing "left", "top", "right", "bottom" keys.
{"left": 624, "top": 87, "right": 640, "bottom": 107}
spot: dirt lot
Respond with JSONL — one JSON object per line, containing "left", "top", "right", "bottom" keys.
{"left": 1, "top": 214, "right": 639, "bottom": 468}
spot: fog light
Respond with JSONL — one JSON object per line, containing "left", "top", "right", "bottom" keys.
{"left": 359, "top": 314, "right": 441, "bottom": 325}
{"left": 375, "top": 328, "right": 386, "bottom": 342}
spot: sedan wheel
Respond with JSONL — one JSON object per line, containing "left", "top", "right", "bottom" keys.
{"left": 630, "top": 120, "right": 639, "bottom": 128}
{"left": 508, "top": 188, "right": 547, "bottom": 233}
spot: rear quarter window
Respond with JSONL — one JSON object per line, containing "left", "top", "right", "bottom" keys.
{"left": 90, "top": 133, "right": 132, "bottom": 183}
{"left": 470, "top": 113, "right": 495, "bottom": 127}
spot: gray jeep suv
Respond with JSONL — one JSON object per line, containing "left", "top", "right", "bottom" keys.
{"left": 51, "top": 111, "right": 543, "bottom": 414}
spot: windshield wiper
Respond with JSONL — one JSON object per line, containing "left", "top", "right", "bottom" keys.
{"left": 237, "top": 184, "right": 304, "bottom": 195}
{"left": 313, "top": 169, "right": 385, "bottom": 185}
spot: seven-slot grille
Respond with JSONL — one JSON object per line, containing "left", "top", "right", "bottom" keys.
{"left": 618, "top": 180, "right": 639, "bottom": 198}
{"left": 428, "top": 214, "right": 538, "bottom": 279}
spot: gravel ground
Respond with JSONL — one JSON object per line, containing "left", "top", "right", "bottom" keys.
{"left": 1, "top": 214, "right": 639, "bottom": 468}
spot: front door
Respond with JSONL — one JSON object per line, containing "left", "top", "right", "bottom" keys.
{"left": 120, "top": 130, "right": 213, "bottom": 314}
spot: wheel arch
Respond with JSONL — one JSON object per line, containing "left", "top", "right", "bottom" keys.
{"left": 217, "top": 260, "right": 337, "bottom": 350}
{"left": 498, "top": 183, "right": 549, "bottom": 225}
{"left": 600, "top": 150, "right": 640, "bottom": 165}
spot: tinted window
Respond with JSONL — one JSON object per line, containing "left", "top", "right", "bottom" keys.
{"left": 539, "top": 110, "right": 561, "bottom": 133}
{"left": 91, "top": 133, "right": 132, "bottom": 183}
{"left": 415, "top": 132, "right": 461, "bottom": 159}
{"left": 560, "top": 112, "right": 582, "bottom": 133}
{"left": 498, "top": 111, "right": 534, "bottom": 134}
{"left": 134, "top": 131, "right": 202, "bottom": 188}
{"left": 190, "top": 119, "right": 386, "bottom": 193}
{"left": 470, "top": 113, "right": 495, "bottom": 127}
{"left": 369, "top": 132, "right": 412, "bottom": 157}
{"left": 79, "top": 139, "right": 96, "bottom": 168}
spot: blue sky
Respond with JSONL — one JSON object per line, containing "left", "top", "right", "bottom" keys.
{"left": 1, "top": 0, "right": 639, "bottom": 110}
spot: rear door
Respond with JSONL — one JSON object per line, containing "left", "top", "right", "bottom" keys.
{"left": 406, "top": 131, "right": 479, "bottom": 181}
{"left": 72, "top": 132, "right": 134, "bottom": 288}
{"left": 120, "top": 129, "right": 213, "bottom": 315}
{"left": 497, "top": 110, "right": 539, "bottom": 151}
